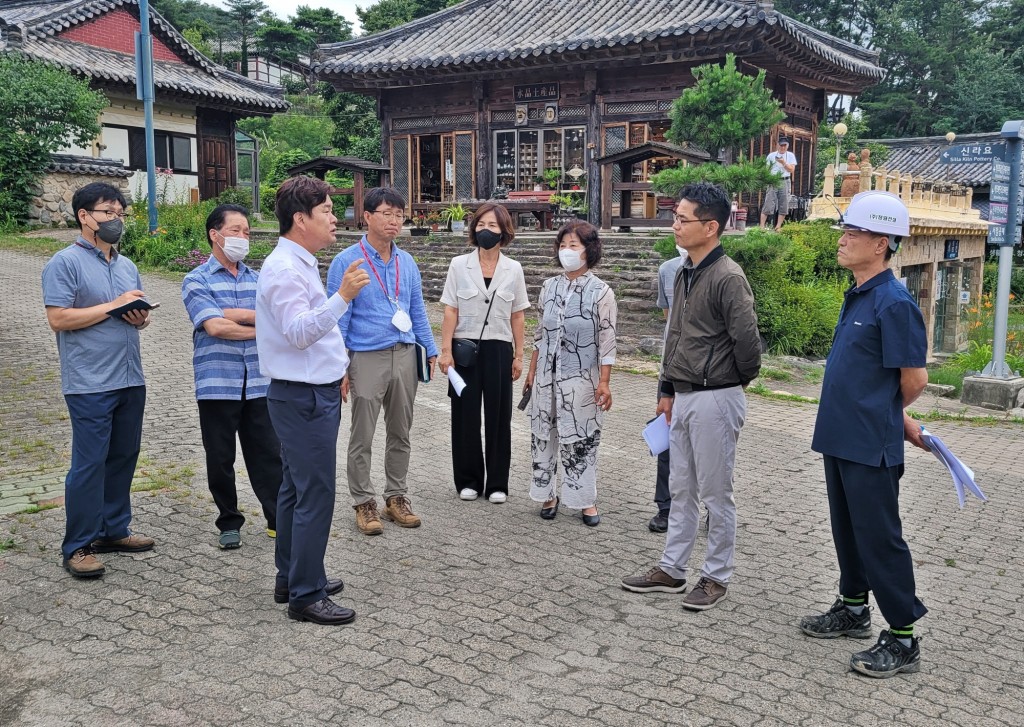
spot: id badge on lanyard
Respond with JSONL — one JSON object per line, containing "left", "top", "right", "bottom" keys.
{"left": 360, "top": 242, "right": 412, "bottom": 333}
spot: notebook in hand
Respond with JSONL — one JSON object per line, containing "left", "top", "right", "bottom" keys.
{"left": 107, "top": 299, "right": 159, "bottom": 319}
{"left": 415, "top": 343, "right": 431, "bottom": 383}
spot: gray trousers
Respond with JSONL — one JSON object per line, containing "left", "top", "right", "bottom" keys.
{"left": 659, "top": 387, "right": 746, "bottom": 584}
{"left": 346, "top": 345, "right": 418, "bottom": 505}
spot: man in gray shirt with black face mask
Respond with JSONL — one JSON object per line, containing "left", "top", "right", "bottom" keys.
{"left": 42, "top": 182, "right": 155, "bottom": 580}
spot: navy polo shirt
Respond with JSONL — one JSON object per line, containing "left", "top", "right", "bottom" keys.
{"left": 812, "top": 269, "right": 927, "bottom": 467}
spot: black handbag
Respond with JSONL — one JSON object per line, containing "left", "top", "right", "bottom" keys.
{"left": 452, "top": 292, "right": 497, "bottom": 368}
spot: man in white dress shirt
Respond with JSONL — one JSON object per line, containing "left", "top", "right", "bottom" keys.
{"left": 256, "top": 176, "right": 369, "bottom": 626}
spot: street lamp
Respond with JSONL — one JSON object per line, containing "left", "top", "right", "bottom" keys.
{"left": 833, "top": 122, "right": 848, "bottom": 195}
{"left": 943, "top": 131, "right": 956, "bottom": 181}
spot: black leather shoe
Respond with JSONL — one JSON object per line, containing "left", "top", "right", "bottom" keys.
{"left": 582, "top": 511, "right": 601, "bottom": 527}
{"left": 648, "top": 511, "right": 669, "bottom": 533}
{"left": 287, "top": 597, "right": 356, "bottom": 625}
{"left": 274, "top": 578, "right": 344, "bottom": 604}
{"left": 540, "top": 497, "right": 560, "bottom": 520}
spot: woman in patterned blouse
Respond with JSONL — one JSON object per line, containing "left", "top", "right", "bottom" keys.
{"left": 523, "top": 221, "right": 617, "bottom": 527}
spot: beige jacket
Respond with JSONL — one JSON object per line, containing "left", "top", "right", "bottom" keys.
{"left": 440, "top": 249, "right": 530, "bottom": 341}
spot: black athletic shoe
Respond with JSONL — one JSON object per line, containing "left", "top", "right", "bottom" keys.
{"left": 850, "top": 629, "right": 921, "bottom": 678}
{"left": 799, "top": 597, "right": 872, "bottom": 639}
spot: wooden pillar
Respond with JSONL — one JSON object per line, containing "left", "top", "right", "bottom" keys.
{"left": 586, "top": 71, "right": 600, "bottom": 227}
{"left": 354, "top": 171, "right": 365, "bottom": 229}
{"left": 475, "top": 80, "right": 489, "bottom": 199}
{"left": 600, "top": 163, "right": 612, "bottom": 229}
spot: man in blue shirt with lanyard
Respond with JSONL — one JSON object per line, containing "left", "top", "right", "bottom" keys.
{"left": 42, "top": 182, "right": 155, "bottom": 579}
{"left": 182, "top": 204, "right": 280, "bottom": 550}
{"left": 801, "top": 191, "right": 930, "bottom": 678}
{"left": 326, "top": 187, "right": 438, "bottom": 536}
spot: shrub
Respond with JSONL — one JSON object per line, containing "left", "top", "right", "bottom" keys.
{"left": 121, "top": 200, "right": 215, "bottom": 268}
{"left": 982, "top": 262, "right": 1024, "bottom": 299}
{"left": 215, "top": 186, "right": 256, "bottom": 210}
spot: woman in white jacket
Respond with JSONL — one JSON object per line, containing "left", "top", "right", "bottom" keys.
{"left": 438, "top": 203, "right": 530, "bottom": 503}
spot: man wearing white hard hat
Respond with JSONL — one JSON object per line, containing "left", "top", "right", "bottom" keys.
{"left": 800, "top": 190, "right": 931, "bottom": 678}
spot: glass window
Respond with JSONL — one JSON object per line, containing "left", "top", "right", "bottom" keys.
{"left": 237, "top": 153, "right": 253, "bottom": 184}
{"left": 494, "top": 127, "right": 586, "bottom": 192}
{"left": 171, "top": 136, "right": 192, "bottom": 173}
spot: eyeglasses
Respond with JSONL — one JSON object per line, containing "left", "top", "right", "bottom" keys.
{"left": 371, "top": 211, "right": 405, "bottom": 222}
{"left": 88, "top": 209, "right": 127, "bottom": 220}
{"left": 672, "top": 215, "right": 713, "bottom": 225}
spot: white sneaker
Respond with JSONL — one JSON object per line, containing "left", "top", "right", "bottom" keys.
{"left": 459, "top": 488, "right": 478, "bottom": 501}
{"left": 488, "top": 492, "right": 507, "bottom": 504}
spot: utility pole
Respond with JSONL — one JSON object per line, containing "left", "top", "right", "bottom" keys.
{"left": 135, "top": 0, "right": 159, "bottom": 233}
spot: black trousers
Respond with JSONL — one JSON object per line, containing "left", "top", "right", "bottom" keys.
{"left": 267, "top": 379, "right": 341, "bottom": 611}
{"left": 823, "top": 454, "right": 928, "bottom": 628}
{"left": 449, "top": 339, "right": 513, "bottom": 496}
{"left": 197, "top": 396, "right": 282, "bottom": 533}
{"left": 654, "top": 448, "right": 671, "bottom": 513}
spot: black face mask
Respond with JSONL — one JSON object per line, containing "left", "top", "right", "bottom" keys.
{"left": 476, "top": 229, "right": 501, "bottom": 250}
{"left": 96, "top": 218, "right": 124, "bottom": 245}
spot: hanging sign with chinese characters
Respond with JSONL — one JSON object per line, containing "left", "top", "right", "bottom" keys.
{"left": 514, "top": 83, "right": 559, "bottom": 102}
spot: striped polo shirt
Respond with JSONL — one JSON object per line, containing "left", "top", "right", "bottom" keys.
{"left": 182, "top": 255, "right": 267, "bottom": 400}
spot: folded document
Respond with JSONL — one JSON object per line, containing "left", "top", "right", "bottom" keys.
{"left": 920, "top": 427, "right": 987, "bottom": 508}
{"left": 642, "top": 414, "right": 670, "bottom": 456}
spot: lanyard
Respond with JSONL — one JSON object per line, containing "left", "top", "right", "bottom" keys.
{"left": 359, "top": 241, "right": 399, "bottom": 302}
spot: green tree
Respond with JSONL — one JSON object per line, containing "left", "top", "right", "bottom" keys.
{"left": 182, "top": 25, "right": 214, "bottom": 57}
{"left": 321, "top": 85, "right": 381, "bottom": 162}
{"left": 855, "top": 0, "right": 993, "bottom": 136}
{"left": 356, "top": 0, "right": 460, "bottom": 34}
{"left": 256, "top": 20, "right": 310, "bottom": 62}
{"left": 292, "top": 5, "right": 354, "bottom": 47}
{"left": 666, "top": 54, "right": 785, "bottom": 161}
{"left": 0, "top": 57, "right": 107, "bottom": 222}
{"left": 237, "top": 93, "right": 335, "bottom": 184}
{"left": 931, "top": 47, "right": 1024, "bottom": 134}
{"left": 225, "top": 0, "right": 268, "bottom": 77}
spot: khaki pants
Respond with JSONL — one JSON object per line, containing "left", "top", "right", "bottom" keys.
{"left": 346, "top": 345, "right": 418, "bottom": 505}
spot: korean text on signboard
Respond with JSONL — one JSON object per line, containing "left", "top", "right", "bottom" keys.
{"left": 939, "top": 143, "right": 1005, "bottom": 164}
{"left": 514, "top": 83, "right": 559, "bottom": 102}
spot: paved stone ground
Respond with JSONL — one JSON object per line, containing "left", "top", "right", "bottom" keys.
{"left": 2, "top": 247, "right": 1023, "bottom": 727}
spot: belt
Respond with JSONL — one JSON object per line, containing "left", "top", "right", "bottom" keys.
{"left": 270, "top": 378, "right": 342, "bottom": 389}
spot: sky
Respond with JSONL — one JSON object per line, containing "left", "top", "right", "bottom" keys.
{"left": 208, "top": 1, "right": 364, "bottom": 32}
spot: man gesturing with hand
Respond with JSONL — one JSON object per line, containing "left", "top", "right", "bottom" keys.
{"left": 256, "top": 176, "right": 370, "bottom": 626}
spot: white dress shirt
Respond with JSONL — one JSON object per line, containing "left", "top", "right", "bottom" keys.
{"left": 440, "top": 249, "right": 530, "bottom": 341}
{"left": 256, "top": 237, "right": 350, "bottom": 384}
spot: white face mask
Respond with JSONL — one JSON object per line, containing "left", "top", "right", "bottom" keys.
{"left": 676, "top": 246, "right": 688, "bottom": 261}
{"left": 558, "top": 248, "right": 585, "bottom": 272}
{"left": 218, "top": 234, "right": 249, "bottom": 263}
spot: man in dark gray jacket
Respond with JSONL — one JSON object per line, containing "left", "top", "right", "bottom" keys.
{"left": 622, "top": 182, "right": 760, "bottom": 611}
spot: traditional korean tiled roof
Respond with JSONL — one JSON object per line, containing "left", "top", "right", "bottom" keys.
{"left": 0, "top": 0, "right": 288, "bottom": 114}
{"left": 865, "top": 132, "right": 1003, "bottom": 188}
{"left": 47, "top": 153, "right": 133, "bottom": 177}
{"left": 315, "top": 0, "right": 883, "bottom": 93}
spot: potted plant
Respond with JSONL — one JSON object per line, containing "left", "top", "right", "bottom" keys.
{"left": 441, "top": 202, "right": 470, "bottom": 233}
{"left": 410, "top": 212, "right": 428, "bottom": 236}
{"left": 426, "top": 212, "right": 442, "bottom": 231}
{"left": 542, "top": 168, "right": 562, "bottom": 190}
{"left": 533, "top": 175, "right": 544, "bottom": 192}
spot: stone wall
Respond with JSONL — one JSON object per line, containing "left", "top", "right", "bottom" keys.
{"left": 27, "top": 172, "right": 131, "bottom": 228}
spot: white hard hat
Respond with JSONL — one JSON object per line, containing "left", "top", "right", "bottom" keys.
{"left": 838, "top": 191, "right": 910, "bottom": 250}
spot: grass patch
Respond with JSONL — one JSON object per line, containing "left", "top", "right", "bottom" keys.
{"left": 907, "top": 408, "right": 1024, "bottom": 425}
{"left": 18, "top": 503, "right": 59, "bottom": 515}
{"left": 759, "top": 366, "right": 794, "bottom": 382}
{"left": 0, "top": 233, "right": 67, "bottom": 256}
{"left": 927, "top": 365, "right": 964, "bottom": 395}
{"left": 747, "top": 383, "right": 818, "bottom": 404}
{"left": 0, "top": 538, "right": 15, "bottom": 552}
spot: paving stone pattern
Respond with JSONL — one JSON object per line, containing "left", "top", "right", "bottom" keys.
{"left": 1, "top": 247, "right": 1023, "bottom": 727}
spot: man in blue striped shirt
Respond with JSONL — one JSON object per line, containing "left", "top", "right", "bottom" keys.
{"left": 182, "top": 204, "right": 281, "bottom": 550}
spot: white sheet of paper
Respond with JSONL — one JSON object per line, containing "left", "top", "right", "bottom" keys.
{"left": 921, "top": 428, "right": 987, "bottom": 508}
{"left": 447, "top": 367, "right": 467, "bottom": 397}
{"left": 642, "top": 414, "right": 670, "bottom": 456}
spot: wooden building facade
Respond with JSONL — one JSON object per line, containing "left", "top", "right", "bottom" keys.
{"left": 315, "top": 0, "right": 884, "bottom": 228}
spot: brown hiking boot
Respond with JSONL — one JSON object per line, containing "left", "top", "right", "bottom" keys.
{"left": 383, "top": 495, "right": 421, "bottom": 528}
{"left": 91, "top": 533, "right": 155, "bottom": 553}
{"left": 63, "top": 547, "right": 105, "bottom": 578}
{"left": 353, "top": 500, "right": 383, "bottom": 536}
